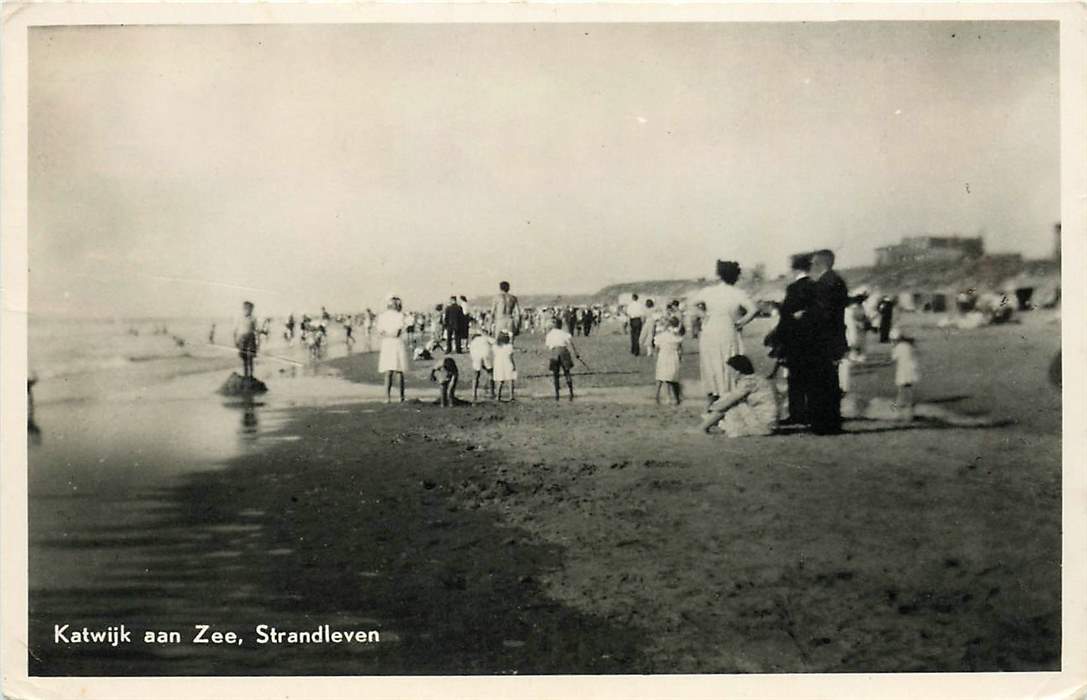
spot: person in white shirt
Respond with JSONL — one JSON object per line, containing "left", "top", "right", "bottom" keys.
{"left": 625, "top": 294, "right": 646, "bottom": 356}
{"left": 544, "top": 318, "right": 583, "bottom": 401}
{"left": 468, "top": 330, "right": 496, "bottom": 402}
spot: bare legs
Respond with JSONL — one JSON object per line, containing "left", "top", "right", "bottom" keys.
{"left": 497, "top": 380, "right": 516, "bottom": 402}
{"left": 473, "top": 369, "right": 496, "bottom": 402}
{"left": 656, "top": 381, "right": 681, "bottom": 405}
{"left": 385, "top": 371, "right": 405, "bottom": 403}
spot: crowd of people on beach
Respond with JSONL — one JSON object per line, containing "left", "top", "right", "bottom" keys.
{"left": 228, "top": 248, "right": 934, "bottom": 438}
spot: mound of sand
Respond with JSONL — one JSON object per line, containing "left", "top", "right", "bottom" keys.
{"left": 218, "top": 373, "right": 268, "bottom": 396}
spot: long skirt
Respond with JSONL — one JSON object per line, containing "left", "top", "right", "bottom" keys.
{"left": 699, "top": 316, "right": 744, "bottom": 397}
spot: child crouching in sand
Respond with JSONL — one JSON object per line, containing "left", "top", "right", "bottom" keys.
{"left": 430, "top": 356, "right": 467, "bottom": 407}
{"left": 696, "top": 355, "right": 778, "bottom": 436}
{"left": 890, "top": 327, "right": 920, "bottom": 421}
{"left": 654, "top": 316, "right": 683, "bottom": 405}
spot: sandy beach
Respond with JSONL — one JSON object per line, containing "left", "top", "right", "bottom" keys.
{"left": 27, "top": 313, "right": 1060, "bottom": 675}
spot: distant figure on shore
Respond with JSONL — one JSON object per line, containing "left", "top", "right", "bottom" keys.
{"left": 626, "top": 294, "right": 645, "bottom": 356}
{"left": 692, "top": 260, "right": 759, "bottom": 411}
{"left": 654, "top": 316, "right": 684, "bottom": 405}
{"left": 890, "top": 327, "right": 920, "bottom": 421}
{"left": 639, "top": 299, "right": 658, "bottom": 357}
{"left": 581, "top": 306, "right": 596, "bottom": 336}
{"left": 343, "top": 314, "right": 355, "bottom": 349}
{"left": 233, "top": 301, "right": 259, "bottom": 379}
{"left": 491, "top": 281, "right": 521, "bottom": 338}
{"left": 545, "top": 317, "right": 581, "bottom": 401}
{"left": 696, "top": 355, "right": 778, "bottom": 436}
{"left": 468, "top": 329, "right": 496, "bottom": 401}
{"left": 285, "top": 313, "right": 296, "bottom": 342}
{"left": 877, "top": 295, "right": 896, "bottom": 343}
{"left": 208, "top": 324, "right": 216, "bottom": 344}
{"left": 444, "top": 296, "right": 466, "bottom": 354}
{"left": 458, "top": 295, "right": 472, "bottom": 347}
{"left": 493, "top": 331, "right": 517, "bottom": 402}
{"left": 377, "top": 295, "right": 410, "bottom": 403}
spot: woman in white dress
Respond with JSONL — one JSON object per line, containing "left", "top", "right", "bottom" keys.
{"left": 692, "top": 260, "right": 759, "bottom": 409}
{"left": 377, "top": 295, "right": 411, "bottom": 403}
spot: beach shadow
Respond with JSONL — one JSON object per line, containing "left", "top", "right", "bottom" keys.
{"left": 922, "top": 394, "right": 973, "bottom": 405}
{"left": 842, "top": 418, "right": 1013, "bottom": 434}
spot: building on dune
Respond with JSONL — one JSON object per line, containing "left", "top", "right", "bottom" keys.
{"left": 874, "top": 235, "right": 985, "bottom": 267}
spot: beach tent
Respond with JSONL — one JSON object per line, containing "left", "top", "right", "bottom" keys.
{"left": 1002, "top": 275, "right": 1061, "bottom": 310}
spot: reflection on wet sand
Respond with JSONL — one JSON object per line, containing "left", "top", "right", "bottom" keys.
{"left": 222, "top": 397, "right": 262, "bottom": 439}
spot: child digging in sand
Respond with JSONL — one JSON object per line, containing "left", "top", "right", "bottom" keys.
{"left": 654, "top": 316, "right": 683, "bottom": 405}
{"left": 544, "top": 317, "right": 582, "bottom": 401}
{"left": 696, "top": 355, "right": 778, "bottom": 437}
{"left": 430, "top": 356, "right": 467, "bottom": 407}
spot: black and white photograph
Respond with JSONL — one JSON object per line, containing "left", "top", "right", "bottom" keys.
{"left": 2, "top": 4, "right": 1085, "bottom": 698}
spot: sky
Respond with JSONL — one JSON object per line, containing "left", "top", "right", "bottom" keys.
{"left": 29, "top": 21, "right": 1059, "bottom": 318}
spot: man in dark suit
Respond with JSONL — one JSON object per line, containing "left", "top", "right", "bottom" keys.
{"left": 809, "top": 249, "right": 849, "bottom": 435}
{"left": 778, "top": 253, "right": 818, "bottom": 425}
{"left": 444, "top": 296, "right": 466, "bottom": 354}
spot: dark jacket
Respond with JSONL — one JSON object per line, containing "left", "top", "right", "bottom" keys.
{"left": 779, "top": 275, "right": 818, "bottom": 362}
{"left": 444, "top": 303, "right": 465, "bottom": 332}
{"left": 814, "top": 270, "right": 849, "bottom": 360}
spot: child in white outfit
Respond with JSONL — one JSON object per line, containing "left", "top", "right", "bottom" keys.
{"left": 890, "top": 327, "right": 920, "bottom": 421}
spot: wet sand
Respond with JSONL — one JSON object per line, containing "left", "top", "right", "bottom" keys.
{"left": 28, "top": 316, "right": 1061, "bottom": 674}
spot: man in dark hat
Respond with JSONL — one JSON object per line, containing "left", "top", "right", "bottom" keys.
{"left": 779, "top": 253, "right": 817, "bottom": 426}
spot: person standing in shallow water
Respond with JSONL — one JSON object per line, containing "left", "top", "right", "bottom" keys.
{"left": 691, "top": 260, "right": 759, "bottom": 410}
{"left": 233, "top": 301, "right": 259, "bottom": 379}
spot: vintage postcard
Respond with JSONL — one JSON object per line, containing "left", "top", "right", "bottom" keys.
{"left": 1, "top": 2, "right": 1084, "bottom": 699}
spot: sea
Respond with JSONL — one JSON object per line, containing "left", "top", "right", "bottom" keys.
{"left": 28, "top": 315, "right": 377, "bottom": 406}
